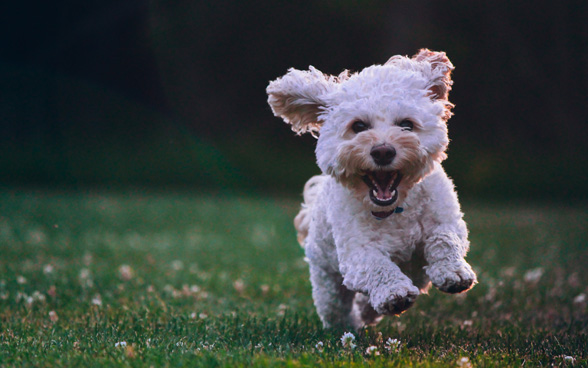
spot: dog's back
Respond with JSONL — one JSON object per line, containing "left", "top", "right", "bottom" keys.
{"left": 294, "top": 175, "right": 327, "bottom": 246}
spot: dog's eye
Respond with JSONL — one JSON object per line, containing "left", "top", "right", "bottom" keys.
{"left": 351, "top": 120, "right": 369, "bottom": 133}
{"left": 398, "top": 119, "right": 414, "bottom": 131}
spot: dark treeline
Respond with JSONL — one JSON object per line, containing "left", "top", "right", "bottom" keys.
{"left": 1, "top": 1, "right": 586, "bottom": 199}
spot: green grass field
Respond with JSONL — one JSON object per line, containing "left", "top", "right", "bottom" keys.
{"left": 0, "top": 189, "right": 586, "bottom": 367}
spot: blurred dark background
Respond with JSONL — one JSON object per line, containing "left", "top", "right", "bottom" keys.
{"left": 1, "top": 0, "right": 587, "bottom": 200}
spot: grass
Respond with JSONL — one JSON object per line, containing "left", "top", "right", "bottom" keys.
{"left": 0, "top": 189, "right": 586, "bottom": 367}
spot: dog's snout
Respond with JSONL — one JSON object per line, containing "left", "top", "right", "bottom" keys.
{"left": 370, "top": 144, "right": 396, "bottom": 166}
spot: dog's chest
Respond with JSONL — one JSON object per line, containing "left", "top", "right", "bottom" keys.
{"left": 324, "top": 181, "right": 426, "bottom": 262}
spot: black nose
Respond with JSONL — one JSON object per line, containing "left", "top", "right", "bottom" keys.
{"left": 370, "top": 144, "right": 396, "bottom": 166}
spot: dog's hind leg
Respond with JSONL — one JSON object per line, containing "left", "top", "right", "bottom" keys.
{"left": 294, "top": 175, "right": 327, "bottom": 246}
{"left": 352, "top": 293, "right": 383, "bottom": 327}
{"left": 308, "top": 264, "right": 360, "bottom": 329}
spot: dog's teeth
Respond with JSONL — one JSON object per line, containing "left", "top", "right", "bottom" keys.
{"left": 391, "top": 189, "right": 397, "bottom": 196}
{"left": 372, "top": 189, "right": 378, "bottom": 197}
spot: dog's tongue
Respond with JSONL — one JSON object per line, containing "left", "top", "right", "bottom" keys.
{"left": 372, "top": 171, "right": 395, "bottom": 200}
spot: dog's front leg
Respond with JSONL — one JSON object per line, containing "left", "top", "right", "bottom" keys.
{"left": 338, "top": 246, "right": 420, "bottom": 316}
{"left": 424, "top": 230, "right": 477, "bottom": 294}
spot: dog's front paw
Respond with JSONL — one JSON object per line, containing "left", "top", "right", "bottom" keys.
{"left": 370, "top": 284, "right": 420, "bottom": 316}
{"left": 427, "top": 260, "right": 477, "bottom": 294}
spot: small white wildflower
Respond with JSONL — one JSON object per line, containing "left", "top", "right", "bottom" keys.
{"left": 118, "top": 265, "right": 134, "bottom": 281}
{"left": 190, "top": 285, "right": 201, "bottom": 293}
{"left": 171, "top": 260, "right": 184, "bottom": 271}
{"left": 115, "top": 341, "right": 127, "bottom": 348}
{"left": 365, "top": 345, "right": 380, "bottom": 356}
{"left": 32, "top": 291, "right": 45, "bottom": 302}
{"left": 91, "top": 295, "right": 103, "bottom": 306}
{"left": 385, "top": 338, "right": 401, "bottom": 351}
{"left": 79, "top": 268, "right": 94, "bottom": 287}
{"left": 462, "top": 320, "right": 473, "bottom": 327}
{"left": 573, "top": 293, "right": 586, "bottom": 304}
{"left": 315, "top": 341, "right": 324, "bottom": 351}
{"left": 233, "top": 279, "right": 245, "bottom": 294}
{"left": 524, "top": 268, "right": 544, "bottom": 283}
{"left": 457, "top": 357, "right": 472, "bottom": 368}
{"left": 25, "top": 296, "right": 34, "bottom": 305}
{"left": 564, "top": 355, "right": 576, "bottom": 364}
{"left": 277, "top": 303, "right": 287, "bottom": 316}
{"left": 176, "top": 341, "right": 184, "bottom": 347}
{"left": 79, "top": 268, "right": 91, "bottom": 280}
{"left": 199, "top": 312, "right": 208, "bottom": 319}
{"left": 17, "top": 276, "right": 27, "bottom": 284}
{"left": 43, "top": 264, "right": 54, "bottom": 274}
{"left": 202, "top": 343, "right": 215, "bottom": 351}
{"left": 49, "top": 310, "right": 58, "bottom": 322}
{"left": 340, "top": 332, "right": 356, "bottom": 349}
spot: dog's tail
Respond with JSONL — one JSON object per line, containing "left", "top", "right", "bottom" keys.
{"left": 294, "top": 175, "right": 326, "bottom": 247}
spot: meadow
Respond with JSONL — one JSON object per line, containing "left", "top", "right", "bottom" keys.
{"left": 0, "top": 189, "right": 586, "bottom": 367}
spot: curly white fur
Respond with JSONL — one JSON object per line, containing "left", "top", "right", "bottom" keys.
{"left": 267, "top": 49, "right": 477, "bottom": 329}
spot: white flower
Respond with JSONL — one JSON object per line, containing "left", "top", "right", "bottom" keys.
{"left": 32, "top": 291, "right": 46, "bottom": 302}
{"left": 385, "top": 338, "right": 401, "bottom": 351}
{"left": 457, "top": 357, "right": 472, "bottom": 368}
{"left": 340, "top": 332, "right": 356, "bottom": 349}
{"left": 315, "top": 341, "right": 324, "bottom": 351}
{"left": 564, "top": 356, "right": 576, "bottom": 364}
{"left": 190, "top": 285, "right": 201, "bottom": 293}
{"left": 79, "top": 269, "right": 94, "bottom": 288}
{"left": 49, "top": 310, "right": 58, "bottom": 322}
{"left": 79, "top": 268, "right": 91, "bottom": 280}
{"left": 115, "top": 341, "right": 127, "bottom": 348}
{"left": 91, "top": 295, "right": 103, "bottom": 306}
{"left": 118, "top": 265, "right": 134, "bottom": 281}
{"left": 233, "top": 279, "right": 245, "bottom": 294}
{"left": 17, "top": 276, "right": 27, "bottom": 284}
{"left": 365, "top": 345, "right": 380, "bottom": 356}
{"left": 43, "top": 264, "right": 54, "bottom": 274}
{"left": 573, "top": 293, "right": 586, "bottom": 304}
{"left": 171, "top": 260, "right": 184, "bottom": 271}
{"left": 524, "top": 268, "right": 544, "bottom": 283}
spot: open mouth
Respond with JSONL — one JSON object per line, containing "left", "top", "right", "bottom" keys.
{"left": 361, "top": 170, "right": 402, "bottom": 207}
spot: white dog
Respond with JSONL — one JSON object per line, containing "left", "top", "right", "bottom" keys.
{"left": 267, "top": 49, "right": 477, "bottom": 329}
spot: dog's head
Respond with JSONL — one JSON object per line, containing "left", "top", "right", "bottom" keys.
{"left": 267, "top": 49, "right": 455, "bottom": 218}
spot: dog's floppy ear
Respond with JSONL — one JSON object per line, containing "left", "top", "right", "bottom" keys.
{"left": 411, "top": 49, "right": 454, "bottom": 101}
{"left": 267, "top": 66, "right": 336, "bottom": 136}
